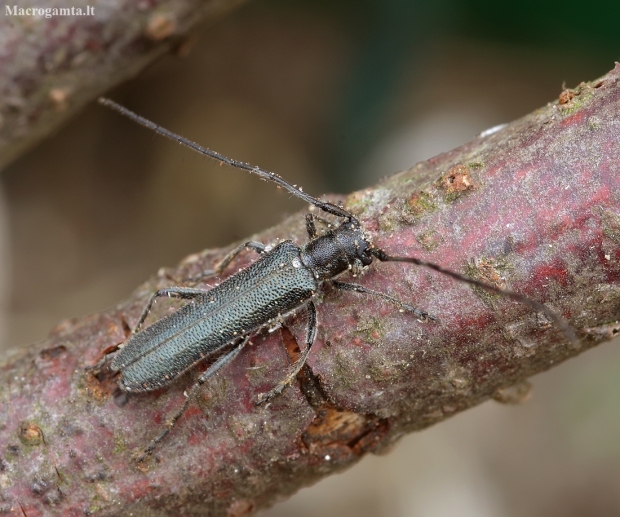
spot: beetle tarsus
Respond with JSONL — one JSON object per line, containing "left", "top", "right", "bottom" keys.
{"left": 257, "top": 301, "right": 317, "bottom": 406}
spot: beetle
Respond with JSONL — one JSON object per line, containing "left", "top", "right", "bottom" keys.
{"left": 97, "top": 98, "right": 578, "bottom": 460}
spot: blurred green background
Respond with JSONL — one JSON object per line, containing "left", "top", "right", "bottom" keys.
{"left": 1, "top": 0, "right": 619, "bottom": 515}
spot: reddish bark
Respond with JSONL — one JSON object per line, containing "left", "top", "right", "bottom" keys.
{"left": 1, "top": 65, "right": 619, "bottom": 516}
{"left": 0, "top": 0, "right": 250, "bottom": 170}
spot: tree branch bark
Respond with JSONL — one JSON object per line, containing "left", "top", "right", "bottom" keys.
{"left": 0, "top": 0, "right": 251, "bottom": 171}
{"left": 1, "top": 65, "right": 620, "bottom": 516}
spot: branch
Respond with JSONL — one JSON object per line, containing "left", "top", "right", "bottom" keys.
{"left": 1, "top": 65, "right": 620, "bottom": 516}
{"left": 0, "top": 0, "right": 251, "bottom": 171}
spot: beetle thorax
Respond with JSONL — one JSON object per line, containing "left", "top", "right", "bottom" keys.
{"left": 300, "top": 220, "right": 373, "bottom": 281}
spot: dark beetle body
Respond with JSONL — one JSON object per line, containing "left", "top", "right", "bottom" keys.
{"left": 112, "top": 241, "right": 319, "bottom": 392}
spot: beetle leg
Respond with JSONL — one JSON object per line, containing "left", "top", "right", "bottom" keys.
{"left": 305, "top": 214, "right": 317, "bottom": 238}
{"left": 306, "top": 213, "right": 335, "bottom": 239}
{"left": 187, "top": 241, "right": 266, "bottom": 282}
{"left": 138, "top": 335, "right": 251, "bottom": 462}
{"left": 332, "top": 280, "right": 437, "bottom": 321}
{"left": 133, "top": 287, "right": 210, "bottom": 334}
{"left": 256, "top": 301, "right": 317, "bottom": 405}
{"left": 134, "top": 241, "right": 266, "bottom": 334}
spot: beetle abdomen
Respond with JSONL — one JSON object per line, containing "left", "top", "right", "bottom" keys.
{"left": 112, "top": 241, "right": 318, "bottom": 392}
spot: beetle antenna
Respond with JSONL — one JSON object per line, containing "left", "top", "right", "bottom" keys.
{"left": 372, "top": 248, "right": 579, "bottom": 346}
{"left": 98, "top": 97, "right": 353, "bottom": 221}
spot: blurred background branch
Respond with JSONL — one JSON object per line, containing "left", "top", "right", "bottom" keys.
{"left": 0, "top": 0, "right": 251, "bottom": 171}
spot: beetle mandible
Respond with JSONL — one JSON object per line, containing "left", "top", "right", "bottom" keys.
{"left": 97, "top": 98, "right": 578, "bottom": 461}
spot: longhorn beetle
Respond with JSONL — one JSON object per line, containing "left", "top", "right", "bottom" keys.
{"left": 97, "top": 98, "right": 578, "bottom": 461}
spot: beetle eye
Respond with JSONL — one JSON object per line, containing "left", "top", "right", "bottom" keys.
{"left": 356, "top": 242, "right": 373, "bottom": 265}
